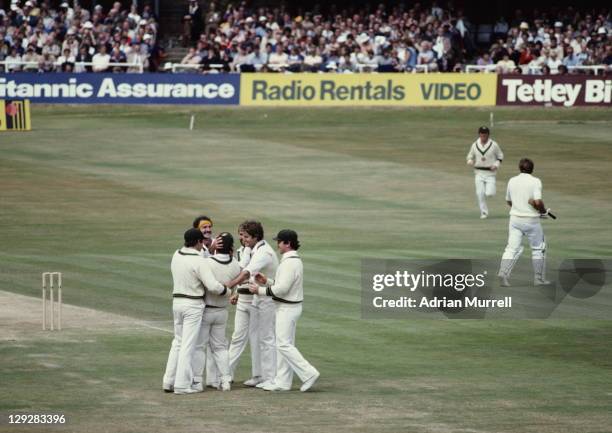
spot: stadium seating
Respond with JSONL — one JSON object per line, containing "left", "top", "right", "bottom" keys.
{"left": 0, "top": 1, "right": 160, "bottom": 72}
{"left": 0, "top": 1, "right": 609, "bottom": 74}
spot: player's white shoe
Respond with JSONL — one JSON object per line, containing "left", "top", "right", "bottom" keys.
{"left": 263, "top": 384, "right": 290, "bottom": 391}
{"left": 300, "top": 371, "right": 320, "bottom": 392}
{"left": 534, "top": 278, "right": 552, "bottom": 286}
{"left": 220, "top": 380, "right": 231, "bottom": 392}
{"left": 191, "top": 382, "right": 204, "bottom": 392}
{"left": 256, "top": 380, "right": 274, "bottom": 389}
{"left": 480, "top": 212, "right": 488, "bottom": 219}
{"left": 243, "top": 376, "right": 262, "bottom": 387}
{"left": 174, "top": 387, "right": 200, "bottom": 395}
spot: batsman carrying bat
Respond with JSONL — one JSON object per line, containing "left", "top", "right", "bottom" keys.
{"left": 497, "top": 158, "right": 554, "bottom": 287}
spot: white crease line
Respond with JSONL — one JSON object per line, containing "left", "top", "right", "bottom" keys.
{"left": 139, "top": 322, "right": 173, "bottom": 334}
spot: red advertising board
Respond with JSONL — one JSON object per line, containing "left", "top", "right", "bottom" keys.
{"left": 497, "top": 74, "right": 611, "bottom": 107}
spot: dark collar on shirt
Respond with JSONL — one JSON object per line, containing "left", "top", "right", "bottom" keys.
{"left": 477, "top": 140, "right": 493, "bottom": 156}
{"left": 178, "top": 247, "right": 200, "bottom": 256}
{"left": 210, "top": 254, "right": 232, "bottom": 265}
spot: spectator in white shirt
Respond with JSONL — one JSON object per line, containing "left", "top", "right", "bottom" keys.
{"left": 22, "top": 46, "right": 40, "bottom": 71}
{"left": 267, "top": 44, "right": 288, "bottom": 71}
{"left": 4, "top": 48, "right": 22, "bottom": 72}
{"left": 39, "top": 52, "right": 56, "bottom": 72}
{"left": 128, "top": 5, "right": 141, "bottom": 25}
{"left": 126, "top": 43, "right": 147, "bottom": 73}
{"left": 92, "top": 45, "right": 111, "bottom": 72}
{"left": 61, "top": 31, "right": 79, "bottom": 57}
{"left": 231, "top": 45, "right": 255, "bottom": 72}
{"left": 570, "top": 35, "right": 585, "bottom": 54}
{"left": 547, "top": 51, "right": 562, "bottom": 74}
{"left": 496, "top": 53, "right": 516, "bottom": 73}
{"left": 181, "top": 47, "right": 201, "bottom": 65}
{"left": 303, "top": 47, "right": 322, "bottom": 72}
{"left": 527, "top": 48, "right": 548, "bottom": 72}
{"left": 41, "top": 38, "right": 61, "bottom": 58}
{"left": 417, "top": 41, "right": 437, "bottom": 71}
{"left": 356, "top": 48, "right": 378, "bottom": 71}
{"left": 548, "top": 38, "right": 564, "bottom": 59}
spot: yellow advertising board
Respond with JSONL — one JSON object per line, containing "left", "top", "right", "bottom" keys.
{"left": 240, "top": 73, "right": 497, "bottom": 107}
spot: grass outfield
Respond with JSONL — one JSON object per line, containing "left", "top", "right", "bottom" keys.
{"left": 1, "top": 105, "right": 611, "bottom": 433}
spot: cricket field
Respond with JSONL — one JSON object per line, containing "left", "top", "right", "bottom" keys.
{"left": 1, "top": 106, "right": 611, "bottom": 433}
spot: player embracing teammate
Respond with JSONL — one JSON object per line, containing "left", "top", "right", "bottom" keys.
{"left": 162, "top": 219, "right": 319, "bottom": 394}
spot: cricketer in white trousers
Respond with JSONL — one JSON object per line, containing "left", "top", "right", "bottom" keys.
{"left": 254, "top": 296, "right": 277, "bottom": 382}
{"left": 192, "top": 307, "right": 231, "bottom": 385}
{"left": 208, "top": 298, "right": 263, "bottom": 384}
{"left": 194, "top": 295, "right": 261, "bottom": 386}
{"left": 466, "top": 137, "right": 504, "bottom": 217}
{"left": 206, "top": 247, "right": 262, "bottom": 384}
{"left": 474, "top": 171, "right": 496, "bottom": 215}
{"left": 192, "top": 251, "right": 240, "bottom": 388}
{"left": 499, "top": 216, "right": 546, "bottom": 279}
{"left": 163, "top": 245, "right": 227, "bottom": 393}
{"left": 244, "top": 240, "right": 279, "bottom": 384}
{"left": 163, "top": 298, "right": 204, "bottom": 390}
{"left": 228, "top": 294, "right": 261, "bottom": 379}
{"left": 273, "top": 303, "right": 317, "bottom": 388}
{"left": 256, "top": 249, "right": 318, "bottom": 390}
{"left": 498, "top": 172, "right": 547, "bottom": 280}
{"left": 195, "top": 244, "right": 218, "bottom": 387}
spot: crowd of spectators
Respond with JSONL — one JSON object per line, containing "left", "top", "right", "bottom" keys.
{"left": 180, "top": 1, "right": 610, "bottom": 74}
{"left": 0, "top": 0, "right": 609, "bottom": 74}
{"left": 180, "top": 1, "right": 473, "bottom": 73}
{"left": 0, "top": 0, "right": 161, "bottom": 73}
{"left": 478, "top": 9, "right": 611, "bottom": 74}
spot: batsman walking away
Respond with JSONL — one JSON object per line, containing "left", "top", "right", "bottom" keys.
{"left": 498, "top": 158, "right": 556, "bottom": 287}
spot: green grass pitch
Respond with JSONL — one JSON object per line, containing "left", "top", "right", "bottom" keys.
{"left": 1, "top": 105, "right": 611, "bottom": 433}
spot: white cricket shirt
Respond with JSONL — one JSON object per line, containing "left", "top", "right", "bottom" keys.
{"left": 245, "top": 240, "right": 279, "bottom": 280}
{"left": 171, "top": 247, "right": 225, "bottom": 298}
{"left": 257, "top": 250, "right": 304, "bottom": 303}
{"left": 236, "top": 245, "right": 254, "bottom": 300}
{"left": 467, "top": 139, "right": 504, "bottom": 172}
{"left": 506, "top": 173, "right": 543, "bottom": 217}
{"left": 205, "top": 253, "right": 241, "bottom": 307}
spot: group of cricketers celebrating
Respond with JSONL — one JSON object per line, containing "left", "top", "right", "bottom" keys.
{"left": 162, "top": 217, "right": 320, "bottom": 395}
{"left": 161, "top": 124, "right": 553, "bottom": 395}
